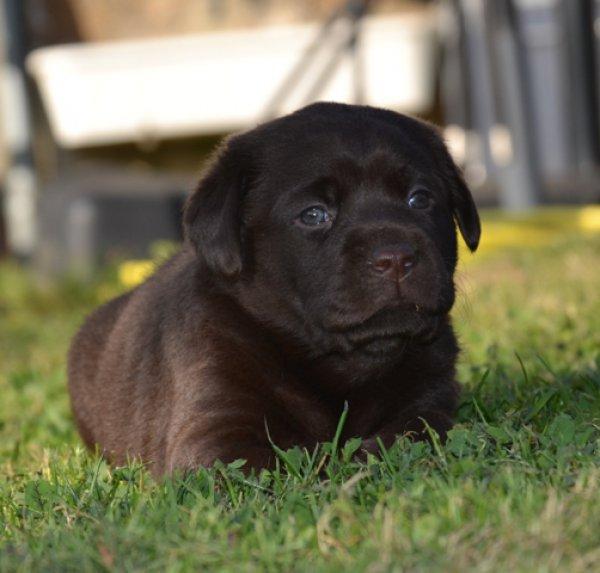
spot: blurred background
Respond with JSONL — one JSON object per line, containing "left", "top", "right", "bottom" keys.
{"left": 0, "top": 0, "right": 599, "bottom": 277}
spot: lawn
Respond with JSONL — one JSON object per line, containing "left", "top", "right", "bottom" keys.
{"left": 1, "top": 209, "right": 599, "bottom": 572}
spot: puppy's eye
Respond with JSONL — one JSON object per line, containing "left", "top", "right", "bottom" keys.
{"left": 299, "top": 206, "right": 332, "bottom": 226}
{"left": 407, "top": 189, "right": 432, "bottom": 210}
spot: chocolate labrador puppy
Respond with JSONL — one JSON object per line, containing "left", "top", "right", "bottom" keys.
{"left": 68, "top": 103, "right": 480, "bottom": 476}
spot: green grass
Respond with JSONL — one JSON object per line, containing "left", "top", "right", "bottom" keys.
{"left": 1, "top": 218, "right": 599, "bottom": 572}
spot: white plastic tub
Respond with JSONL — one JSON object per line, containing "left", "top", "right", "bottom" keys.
{"left": 27, "top": 12, "right": 437, "bottom": 148}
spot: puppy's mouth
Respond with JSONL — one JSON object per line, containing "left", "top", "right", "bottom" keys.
{"left": 349, "top": 332, "right": 410, "bottom": 356}
{"left": 322, "top": 304, "right": 444, "bottom": 355}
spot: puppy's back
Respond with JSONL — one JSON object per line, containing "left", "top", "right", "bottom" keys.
{"left": 68, "top": 292, "right": 132, "bottom": 450}
{"left": 67, "top": 250, "right": 200, "bottom": 471}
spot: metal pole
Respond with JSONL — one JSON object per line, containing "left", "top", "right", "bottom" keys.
{"left": 262, "top": 3, "right": 348, "bottom": 120}
{"left": 0, "top": 0, "right": 37, "bottom": 259}
{"left": 459, "top": 0, "right": 498, "bottom": 187}
{"left": 488, "top": 0, "right": 541, "bottom": 209}
{"left": 262, "top": 0, "right": 371, "bottom": 119}
{"left": 349, "top": 0, "right": 370, "bottom": 105}
{"left": 563, "top": 0, "right": 599, "bottom": 173}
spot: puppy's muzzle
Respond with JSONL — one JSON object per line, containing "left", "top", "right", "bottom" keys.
{"left": 369, "top": 243, "right": 417, "bottom": 283}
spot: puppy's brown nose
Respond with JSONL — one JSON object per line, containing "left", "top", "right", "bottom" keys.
{"left": 371, "top": 244, "right": 417, "bottom": 277}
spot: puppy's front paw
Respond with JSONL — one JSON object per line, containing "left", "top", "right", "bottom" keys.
{"left": 355, "top": 411, "right": 454, "bottom": 461}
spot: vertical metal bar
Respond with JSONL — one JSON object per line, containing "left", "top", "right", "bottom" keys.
{"left": 0, "top": 0, "right": 37, "bottom": 258}
{"left": 440, "top": 0, "right": 472, "bottom": 130}
{"left": 350, "top": 9, "right": 365, "bottom": 104}
{"left": 563, "top": 0, "right": 599, "bottom": 172}
{"left": 348, "top": 0, "right": 370, "bottom": 105}
{"left": 489, "top": 0, "right": 541, "bottom": 209}
{"left": 459, "top": 0, "right": 498, "bottom": 186}
{"left": 594, "top": 0, "right": 600, "bottom": 172}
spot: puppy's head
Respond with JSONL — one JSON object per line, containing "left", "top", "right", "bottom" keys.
{"left": 184, "top": 103, "right": 480, "bottom": 363}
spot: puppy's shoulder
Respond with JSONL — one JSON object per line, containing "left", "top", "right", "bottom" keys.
{"left": 109, "top": 246, "right": 199, "bottom": 326}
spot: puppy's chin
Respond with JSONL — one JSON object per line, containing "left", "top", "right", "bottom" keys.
{"left": 347, "top": 307, "right": 442, "bottom": 345}
{"left": 316, "top": 304, "right": 445, "bottom": 358}
{"left": 308, "top": 309, "right": 447, "bottom": 389}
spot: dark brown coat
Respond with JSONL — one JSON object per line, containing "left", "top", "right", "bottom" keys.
{"left": 68, "top": 103, "right": 480, "bottom": 476}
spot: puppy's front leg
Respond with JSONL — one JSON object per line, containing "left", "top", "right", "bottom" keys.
{"left": 360, "top": 409, "right": 454, "bottom": 456}
{"left": 163, "top": 366, "right": 276, "bottom": 475}
{"left": 359, "top": 381, "right": 458, "bottom": 457}
{"left": 165, "top": 430, "right": 274, "bottom": 475}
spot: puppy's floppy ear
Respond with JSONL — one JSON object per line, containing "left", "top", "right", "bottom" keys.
{"left": 449, "top": 165, "right": 481, "bottom": 252}
{"left": 183, "top": 137, "right": 251, "bottom": 277}
{"left": 414, "top": 120, "right": 480, "bottom": 252}
{"left": 436, "top": 140, "right": 480, "bottom": 252}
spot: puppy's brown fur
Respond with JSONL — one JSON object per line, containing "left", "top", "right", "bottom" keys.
{"left": 68, "top": 103, "right": 480, "bottom": 476}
